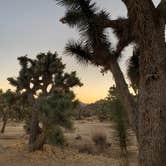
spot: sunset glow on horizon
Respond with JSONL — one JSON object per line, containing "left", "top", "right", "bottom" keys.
{"left": 0, "top": 63, "right": 115, "bottom": 104}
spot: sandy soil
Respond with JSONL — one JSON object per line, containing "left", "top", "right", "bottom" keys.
{"left": 0, "top": 118, "right": 138, "bottom": 166}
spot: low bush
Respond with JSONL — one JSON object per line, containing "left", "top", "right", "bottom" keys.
{"left": 47, "top": 126, "right": 65, "bottom": 146}
{"left": 78, "top": 143, "right": 94, "bottom": 154}
{"left": 75, "top": 135, "right": 82, "bottom": 140}
{"left": 92, "top": 131, "right": 108, "bottom": 152}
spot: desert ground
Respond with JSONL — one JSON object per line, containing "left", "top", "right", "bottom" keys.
{"left": 0, "top": 118, "right": 138, "bottom": 166}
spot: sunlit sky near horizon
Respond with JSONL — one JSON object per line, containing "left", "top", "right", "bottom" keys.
{"left": 0, "top": 0, "right": 160, "bottom": 103}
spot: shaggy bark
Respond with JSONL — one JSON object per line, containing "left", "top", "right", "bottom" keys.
{"left": 31, "top": 126, "right": 47, "bottom": 151}
{"left": 29, "top": 84, "right": 49, "bottom": 151}
{"left": 28, "top": 93, "right": 40, "bottom": 152}
{"left": 138, "top": 22, "right": 166, "bottom": 166}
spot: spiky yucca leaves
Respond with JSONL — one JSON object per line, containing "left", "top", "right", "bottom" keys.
{"left": 57, "top": 0, "right": 115, "bottom": 66}
{"left": 57, "top": 0, "right": 136, "bottom": 65}
{"left": 111, "top": 100, "right": 128, "bottom": 152}
{"left": 106, "top": 86, "right": 129, "bottom": 153}
{"left": 8, "top": 56, "right": 35, "bottom": 92}
{"left": 39, "top": 91, "right": 78, "bottom": 146}
{"left": 65, "top": 40, "right": 92, "bottom": 64}
{"left": 127, "top": 47, "right": 139, "bottom": 93}
{"left": 40, "top": 91, "right": 77, "bottom": 130}
{"left": 8, "top": 51, "right": 82, "bottom": 98}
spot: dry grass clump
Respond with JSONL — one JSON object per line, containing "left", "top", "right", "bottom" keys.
{"left": 92, "top": 132, "right": 107, "bottom": 145}
{"left": 92, "top": 131, "right": 110, "bottom": 153}
{"left": 78, "top": 131, "right": 111, "bottom": 155}
{"left": 78, "top": 143, "right": 94, "bottom": 154}
{"left": 75, "top": 135, "right": 82, "bottom": 140}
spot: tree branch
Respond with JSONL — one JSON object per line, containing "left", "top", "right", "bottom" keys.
{"left": 107, "top": 60, "right": 139, "bottom": 141}
{"left": 103, "top": 18, "right": 128, "bottom": 29}
{"left": 103, "top": 18, "right": 134, "bottom": 57}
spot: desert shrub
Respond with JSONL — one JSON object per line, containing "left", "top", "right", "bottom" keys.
{"left": 36, "top": 91, "right": 80, "bottom": 150}
{"left": 47, "top": 126, "right": 65, "bottom": 146}
{"left": 92, "top": 132, "right": 107, "bottom": 145}
{"left": 92, "top": 131, "right": 108, "bottom": 152}
{"left": 110, "top": 99, "right": 129, "bottom": 153}
{"left": 107, "top": 85, "right": 130, "bottom": 163}
{"left": 78, "top": 143, "right": 94, "bottom": 154}
{"left": 98, "top": 109, "right": 109, "bottom": 121}
{"left": 75, "top": 135, "right": 82, "bottom": 140}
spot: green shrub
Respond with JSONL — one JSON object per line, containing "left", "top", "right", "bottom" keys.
{"left": 92, "top": 131, "right": 108, "bottom": 152}
{"left": 47, "top": 126, "right": 65, "bottom": 146}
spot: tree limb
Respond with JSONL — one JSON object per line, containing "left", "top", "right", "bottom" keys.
{"left": 107, "top": 60, "right": 139, "bottom": 141}
{"left": 103, "top": 18, "right": 134, "bottom": 57}
{"left": 103, "top": 18, "right": 128, "bottom": 29}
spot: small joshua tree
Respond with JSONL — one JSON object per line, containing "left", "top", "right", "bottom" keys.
{"left": 8, "top": 51, "right": 82, "bottom": 151}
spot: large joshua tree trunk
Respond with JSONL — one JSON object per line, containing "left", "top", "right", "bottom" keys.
{"left": 121, "top": 1, "right": 166, "bottom": 165}
{"left": 138, "top": 21, "right": 166, "bottom": 166}
{"left": 28, "top": 93, "right": 40, "bottom": 152}
{"left": 29, "top": 108, "right": 40, "bottom": 151}
{"left": 29, "top": 88, "right": 48, "bottom": 151}
{"left": 126, "top": 1, "right": 166, "bottom": 165}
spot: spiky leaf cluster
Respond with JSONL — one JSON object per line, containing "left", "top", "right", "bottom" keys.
{"left": 8, "top": 52, "right": 82, "bottom": 97}
{"left": 127, "top": 47, "right": 139, "bottom": 92}
{"left": 106, "top": 85, "right": 129, "bottom": 152}
{"left": 56, "top": 0, "right": 143, "bottom": 92}
{"left": 57, "top": 0, "right": 114, "bottom": 66}
{"left": 40, "top": 91, "right": 77, "bottom": 130}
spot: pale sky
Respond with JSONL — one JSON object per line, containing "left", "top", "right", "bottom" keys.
{"left": 0, "top": 0, "right": 160, "bottom": 103}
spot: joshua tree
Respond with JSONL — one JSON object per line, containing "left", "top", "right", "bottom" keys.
{"left": 8, "top": 52, "right": 82, "bottom": 151}
{"left": 56, "top": 0, "right": 166, "bottom": 165}
{"left": 0, "top": 89, "right": 18, "bottom": 133}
